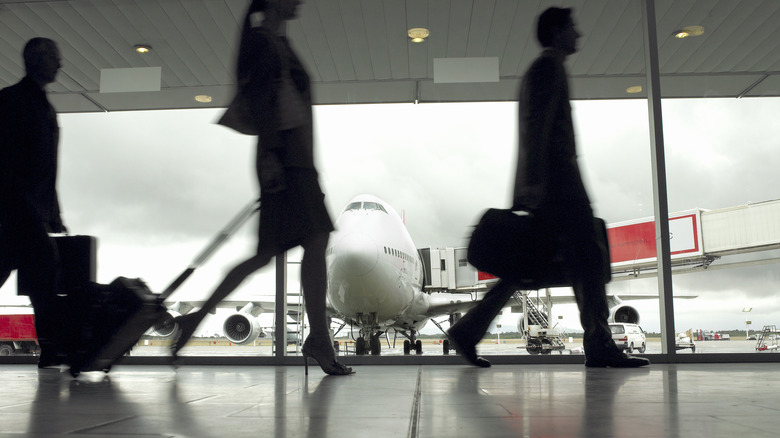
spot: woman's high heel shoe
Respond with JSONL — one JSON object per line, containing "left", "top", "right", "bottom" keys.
{"left": 170, "top": 312, "right": 203, "bottom": 362}
{"left": 302, "top": 337, "right": 354, "bottom": 376}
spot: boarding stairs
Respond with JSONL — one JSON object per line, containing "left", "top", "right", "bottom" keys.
{"left": 513, "top": 292, "right": 551, "bottom": 328}
{"left": 512, "top": 291, "right": 567, "bottom": 354}
{"left": 755, "top": 325, "right": 779, "bottom": 351}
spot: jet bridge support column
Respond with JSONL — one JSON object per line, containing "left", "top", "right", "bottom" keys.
{"left": 642, "top": 0, "right": 677, "bottom": 357}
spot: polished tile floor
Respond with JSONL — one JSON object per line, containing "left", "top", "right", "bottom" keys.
{"left": 0, "top": 363, "right": 778, "bottom": 437}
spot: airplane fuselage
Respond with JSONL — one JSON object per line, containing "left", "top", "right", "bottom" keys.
{"left": 326, "top": 195, "right": 428, "bottom": 333}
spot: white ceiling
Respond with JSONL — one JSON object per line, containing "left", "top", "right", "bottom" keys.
{"left": 1, "top": 0, "right": 778, "bottom": 113}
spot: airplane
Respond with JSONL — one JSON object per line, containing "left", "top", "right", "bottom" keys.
{"left": 324, "top": 194, "right": 484, "bottom": 355}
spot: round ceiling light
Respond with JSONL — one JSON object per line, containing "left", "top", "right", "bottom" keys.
{"left": 674, "top": 25, "right": 704, "bottom": 39}
{"left": 674, "top": 30, "right": 690, "bottom": 39}
{"left": 194, "top": 95, "right": 213, "bottom": 103}
{"left": 134, "top": 44, "right": 152, "bottom": 53}
{"left": 408, "top": 28, "right": 430, "bottom": 43}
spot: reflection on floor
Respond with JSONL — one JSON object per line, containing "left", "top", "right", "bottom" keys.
{"left": 0, "top": 363, "right": 778, "bottom": 437}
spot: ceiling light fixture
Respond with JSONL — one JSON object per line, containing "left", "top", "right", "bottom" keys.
{"left": 194, "top": 95, "right": 212, "bottom": 103}
{"left": 674, "top": 25, "right": 704, "bottom": 39}
{"left": 626, "top": 85, "right": 643, "bottom": 94}
{"left": 674, "top": 30, "right": 690, "bottom": 39}
{"left": 134, "top": 44, "right": 152, "bottom": 53}
{"left": 408, "top": 28, "right": 430, "bottom": 43}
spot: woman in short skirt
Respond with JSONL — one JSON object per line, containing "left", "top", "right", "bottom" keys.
{"left": 172, "top": 0, "right": 352, "bottom": 376}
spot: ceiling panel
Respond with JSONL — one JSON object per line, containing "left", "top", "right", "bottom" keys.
{"left": 339, "top": 0, "right": 374, "bottom": 82}
{"left": 0, "top": 0, "right": 777, "bottom": 114}
{"left": 406, "top": 0, "right": 429, "bottom": 79}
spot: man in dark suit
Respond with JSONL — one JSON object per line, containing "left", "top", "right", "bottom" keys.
{"left": 0, "top": 37, "right": 68, "bottom": 367}
{"left": 449, "top": 8, "right": 649, "bottom": 368}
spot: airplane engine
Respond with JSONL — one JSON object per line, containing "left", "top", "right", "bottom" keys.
{"left": 150, "top": 310, "right": 181, "bottom": 338}
{"left": 223, "top": 312, "right": 263, "bottom": 345}
{"left": 609, "top": 305, "right": 640, "bottom": 324}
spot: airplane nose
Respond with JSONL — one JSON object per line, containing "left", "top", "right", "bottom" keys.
{"left": 335, "top": 232, "right": 378, "bottom": 277}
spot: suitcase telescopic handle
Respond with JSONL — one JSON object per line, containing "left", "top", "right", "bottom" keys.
{"left": 158, "top": 199, "right": 261, "bottom": 301}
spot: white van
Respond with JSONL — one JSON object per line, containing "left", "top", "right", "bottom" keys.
{"left": 609, "top": 323, "right": 646, "bottom": 353}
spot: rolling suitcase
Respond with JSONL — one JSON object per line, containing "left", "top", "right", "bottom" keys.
{"left": 68, "top": 277, "right": 166, "bottom": 376}
{"left": 67, "top": 199, "right": 260, "bottom": 377}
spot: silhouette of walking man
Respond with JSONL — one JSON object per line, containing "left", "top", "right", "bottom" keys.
{"left": 0, "top": 37, "right": 69, "bottom": 367}
{"left": 448, "top": 8, "right": 649, "bottom": 368}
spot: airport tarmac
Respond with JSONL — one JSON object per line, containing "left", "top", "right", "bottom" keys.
{"left": 132, "top": 339, "right": 776, "bottom": 357}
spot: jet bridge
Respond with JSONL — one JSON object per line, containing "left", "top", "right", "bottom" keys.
{"left": 609, "top": 199, "right": 780, "bottom": 279}
{"left": 418, "top": 247, "right": 494, "bottom": 293}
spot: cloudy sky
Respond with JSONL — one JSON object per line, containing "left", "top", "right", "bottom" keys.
{"left": 1, "top": 96, "right": 778, "bottom": 335}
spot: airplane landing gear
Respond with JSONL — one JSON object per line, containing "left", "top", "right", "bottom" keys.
{"left": 355, "top": 337, "right": 367, "bottom": 355}
{"left": 354, "top": 312, "right": 383, "bottom": 355}
{"left": 399, "top": 329, "right": 423, "bottom": 355}
{"left": 370, "top": 334, "right": 381, "bottom": 355}
{"left": 354, "top": 334, "right": 383, "bottom": 355}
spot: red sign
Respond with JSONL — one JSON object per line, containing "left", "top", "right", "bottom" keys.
{"left": 607, "top": 212, "right": 702, "bottom": 267}
{"left": 478, "top": 271, "right": 498, "bottom": 282}
{"left": 0, "top": 314, "right": 38, "bottom": 340}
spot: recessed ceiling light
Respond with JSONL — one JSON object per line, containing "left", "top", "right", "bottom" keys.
{"left": 674, "top": 30, "right": 690, "bottom": 39}
{"left": 674, "top": 25, "right": 704, "bottom": 39}
{"left": 408, "top": 28, "right": 430, "bottom": 43}
{"left": 194, "top": 95, "right": 212, "bottom": 103}
{"left": 626, "top": 85, "right": 643, "bottom": 94}
{"left": 134, "top": 44, "right": 152, "bottom": 53}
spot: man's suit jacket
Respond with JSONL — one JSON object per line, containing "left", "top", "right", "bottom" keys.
{"left": 0, "top": 76, "right": 63, "bottom": 230}
{"left": 513, "top": 49, "right": 590, "bottom": 214}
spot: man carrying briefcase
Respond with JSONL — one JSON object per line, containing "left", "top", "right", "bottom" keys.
{"left": 0, "top": 38, "right": 71, "bottom": 368}
{"left": 448, "top": 8, "right": 648, "bottom": 369}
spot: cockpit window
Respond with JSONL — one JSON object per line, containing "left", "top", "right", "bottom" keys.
{"left": 345, "top": 201, "right": 388, "bottom": 214}
{"left": 363, "top": 202, "right": 388, "bottom": 213}
{"left": 345, "top": 202, "right": 362, "bottom": 212}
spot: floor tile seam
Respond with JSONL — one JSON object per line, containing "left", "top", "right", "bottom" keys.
{"left": 714, "top": 414, "right": 780, "bottom": 433}
{"left": 407, "top": 366, "right": 423, "bottom": 438}
{"left": 68, "top": 414, "right": 138, "bottom": 435}
{"left": 226, "top": 403, "right": 268, "bottom": 418}
{"left": 182, "top": 394, "right": 221, "bottom": 404}
{"left": 0, "top": 402, "right": 33, "bottom": 410}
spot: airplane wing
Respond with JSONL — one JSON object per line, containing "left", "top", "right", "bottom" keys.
{"left": 607, "top": 294, "right": 697, "bottom": 307}
{"left": 424, "top": 292, "right": 484, "bottom": 318}
{"left": 162, "top": 299, "right": 304, "bottom": 318}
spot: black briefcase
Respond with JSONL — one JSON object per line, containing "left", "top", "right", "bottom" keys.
{"left": 53, "top": 235, "right": 97, "bottom": 291}
{"left": 467, "top": 209, "right": 611, "bottom": 289}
